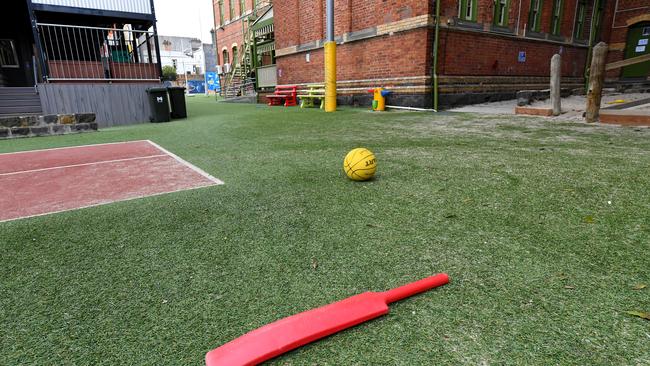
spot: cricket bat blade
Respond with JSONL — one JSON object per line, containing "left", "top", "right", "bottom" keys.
{"left": 205, "top": 273, "right": 449, "bottom": 366}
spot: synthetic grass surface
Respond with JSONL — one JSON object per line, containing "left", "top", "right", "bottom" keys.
{"left": 2, "top": 97, "right": 649, "bottom": 365}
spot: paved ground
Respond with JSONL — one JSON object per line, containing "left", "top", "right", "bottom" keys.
{"left": 450, "top": 92, "right": 650, "bottom": 121}
{"left": 0, "top": 140, "right": 223, "bottom": 222}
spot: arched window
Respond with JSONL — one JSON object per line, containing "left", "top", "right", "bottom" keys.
{"left": 222, "top": 49, "right": 230, "bottom": 65}
{"left": 232, "top": 46, "right": 238, "bottom": 65}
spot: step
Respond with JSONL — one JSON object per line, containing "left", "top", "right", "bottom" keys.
{"left": 0, "top": 92, "right": 40, "bottom": 98}
{"left": 0, "top": 99, "right": 42, "bottom": 107}
{"left": 0, "top": 87, "right": 37, "bottom": 94}
{"left": 0, "top": 106, "right": 43, "bottom": 115}
{"left": 0, "top": 93, "right": 40, "bottom": 99}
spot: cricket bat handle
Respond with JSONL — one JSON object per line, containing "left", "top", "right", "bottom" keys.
{"left": 382, "top": 273, "right": 449, "bottom": 304}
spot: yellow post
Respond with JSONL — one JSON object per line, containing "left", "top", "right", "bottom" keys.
{"left": 374, "top": 87, "right": 386, "bottom": 111}
{"left": 324, "top": 41, "right": 337, "bottom": 112}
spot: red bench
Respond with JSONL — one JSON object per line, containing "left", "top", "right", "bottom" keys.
{"left": 267, "top": 85, "right": 298, "bottom": 107}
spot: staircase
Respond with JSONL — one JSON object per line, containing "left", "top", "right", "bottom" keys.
{"left": 223, "top": 66, "right": 250, "bottom": 98}
{"left": 221, "top": 17, "right": 257, "bottom": 102}
{"left": 0, "top": 87, "right": 43, "bottom": 116}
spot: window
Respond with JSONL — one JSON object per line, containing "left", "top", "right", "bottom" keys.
{"left": 528, "top": 0, "right": 543, "bottom": 32}
{"left": 0, "top": 39, "right": 19, "bottom": 68}
{"left": 550, "top": 0, "right": 563, "bottom": 35}
{"left": 592, "top": 0, "right": 604, "bottom": 40}
{"left": 644, "top": 27, "right": 650, "bottom": 36}
{"left": 458, "top": 0, "right": 477, "bottom": 21}
{"left": 229, "top": 0, "right": 235, "bottom": 20}
{"left": 240, "top": 0, "right": 245, "bottom": 16}
{"left": 574, "top": 0, "right": 586, "bottom": 39}
{"left": 218, "top": 1, "right": 224, "bottom": 25}
{"left": 493, "top": 0, "right": 509, "bottom": 26}
{"left": 222, "top": 49, "right": 230, "bottom": 64}
{"left": 232, "top": 46, "right": 238, "bottom": 65}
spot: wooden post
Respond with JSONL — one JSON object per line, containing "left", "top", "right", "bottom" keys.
{"left": 585, "top": 42, "right": 608, "bottom": 123}
{"left": 550, "top": 54, "right": 561, "bottom": 116}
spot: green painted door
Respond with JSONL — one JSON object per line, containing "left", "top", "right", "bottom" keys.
{"left": 622, "top": 22, "right": 650, "bottom": 78}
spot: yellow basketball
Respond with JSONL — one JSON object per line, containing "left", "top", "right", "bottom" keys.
{"left": 343, "top": 148, "right": 377, "bottom": 181}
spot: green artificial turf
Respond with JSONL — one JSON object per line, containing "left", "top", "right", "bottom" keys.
{"left": 2, "top": 96, "right": 649, "bottom": 365}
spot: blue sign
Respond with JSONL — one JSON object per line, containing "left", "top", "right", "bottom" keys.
{"left": 187, "top": 80, "right": 206, "bottom": 94}
{"left": 518, "top": 51, "right": 526, "bottom": 63}
{"left": 206, "top": 72, "right": 221, "bottom": 92}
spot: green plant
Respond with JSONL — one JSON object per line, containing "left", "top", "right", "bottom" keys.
{"left": 162, "top": 65, "right": 177, "bottom": 81}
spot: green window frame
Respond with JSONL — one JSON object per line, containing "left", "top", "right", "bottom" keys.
{"left": 592, "top": 0, "right": 604, "bottom": 40}
{"left": 574, "top": 0, "right": 586, "bottom": 39}
{"left": 218, "top": 1, "right": 224, "bottom": 25}
{"left": 239, "top": 0, "right": 245, "bottom": 16}
{"left": 458, "top": 0, "right": 478, "bottom": 21}
{"left": 550, "top": 0, "right": 563, "bottom": 35}
{"left": 528, "top": 0, "right": 543, "bottom": 32}
{"left": 229, "top": 0, "right": 235, "bottom": 20}
{"left": 493, "top": 0, "right": 510, "bottom": 26}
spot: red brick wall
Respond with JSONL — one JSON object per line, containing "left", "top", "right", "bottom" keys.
{"left": 213, "top": 0, "right": 255, "bottom": 25}
{"left": 274, "top": 0, "right": 434, "bottom": 86}
{"left": 349, "top": 1, "right": 430, "bottom": 32}
{"left": 269, "top": 0, "right": 644, "bottom": 98}
{"left": 274, "top": 0, "right": 300, "bottom": 49}
{"left": 275, "top": 0, "right": 592, "bottom": 82}
{"left": 213, "top": 0, "right": 257, "bottom": 65}
{"left": 439, "top": 29, "right": 587, "bottom": 76}
{"left": 277, "top": 28, "right": 431, "bottom": 84}
{"left": 299, "top": 0, "right": 323, "bottom": 44}
{"left": 275, "top": 0, "right": 431, "bottom": 48}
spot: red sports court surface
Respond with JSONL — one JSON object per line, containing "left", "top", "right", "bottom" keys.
{"left": 0, "top": 140, "right": 223, "bottom": 223}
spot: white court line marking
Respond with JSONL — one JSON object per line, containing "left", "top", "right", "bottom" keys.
{"left": 146, "top": 140, "right": 225, "bottom": 185}
{"left": 0, "top": 140, "right": 224, "bottom": 223}
{"left": 0, "top": 154, "right": 168, "bottom": 177}
{"left": 0, "top": 182, "right": 218, "bottom": 224}
{"left": 0, "top": 140, "right": 151, "bottom": 157}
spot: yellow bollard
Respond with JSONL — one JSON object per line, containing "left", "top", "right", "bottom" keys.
{"left": 324, "top": 41, "right": 337, "bottom": 112}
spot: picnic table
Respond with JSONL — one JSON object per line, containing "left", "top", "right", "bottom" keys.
{"left": 298, "top": 84, "right": 325, "bottom": 109}
{"left": 267, "top": 85, "right": 298, "bottom": 107}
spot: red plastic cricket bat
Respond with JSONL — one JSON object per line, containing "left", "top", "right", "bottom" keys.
{"left": 205, "top": 273, "right": 449, "bottom": 366}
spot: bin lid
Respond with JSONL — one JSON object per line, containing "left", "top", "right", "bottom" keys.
{"left": 147, "top": 87, "right": 168, "bottom": 93}
{"left": 167, "top": 87, "right": 186, "bottom": 91}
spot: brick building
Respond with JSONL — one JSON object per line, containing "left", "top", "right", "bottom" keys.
{"left": 603, "top": 0, "right": 650, "bottom": 80}
{"left": 213, "top": 0, "right": 271, "bottom": 69}
{"left": 212, "top": 1, "right": 649, "bottom": 108}
{"left": 272, "top": 0, "right": 648, "bottom": 108}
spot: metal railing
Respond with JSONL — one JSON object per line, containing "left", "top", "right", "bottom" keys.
{"left": 37, "top": 23, "right": 161, "bottom": 82}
